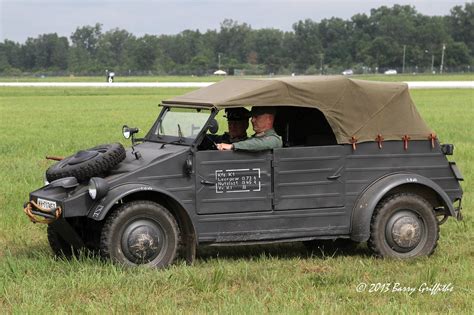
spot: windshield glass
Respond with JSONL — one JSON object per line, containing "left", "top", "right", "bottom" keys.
{"left": 153, "top": 108, "right": 210, "bottom": 140}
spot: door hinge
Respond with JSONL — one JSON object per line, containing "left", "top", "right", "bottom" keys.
{"left": 269, "top": 193, "right": 277, "bottom": 207}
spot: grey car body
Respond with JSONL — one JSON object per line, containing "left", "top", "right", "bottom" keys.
{"left": 26, "top": 77, "right": 463, "bottom": 266}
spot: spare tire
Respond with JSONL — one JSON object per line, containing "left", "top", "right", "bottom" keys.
{"left": 46, "top": 143, "right": 126, "bottom": 182}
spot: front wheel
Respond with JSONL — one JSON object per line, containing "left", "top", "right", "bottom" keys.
{"left": 368, "top": 193, "right": 439, "bottom": 258}
{"left": 100, "top": 201, "right": 179, "bottom": 268}
{"left": 47, "top": 225, "right": 80, "bottom": 258}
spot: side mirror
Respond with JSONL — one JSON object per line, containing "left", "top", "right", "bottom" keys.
{"left": 208, "top": 119, "right": 219, "bottom": 134}
{"left": 122, "top": 125, "right": 139, "bottom": 139}
{"left": 185, "top": 156, "right": 193, "bottom": 175}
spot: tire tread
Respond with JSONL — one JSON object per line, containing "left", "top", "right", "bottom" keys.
{"left": 100, "top": 200, "right": 179, "bottom": 267}
{"left": 368, "top": 192, "right": 439, "bottom": 258}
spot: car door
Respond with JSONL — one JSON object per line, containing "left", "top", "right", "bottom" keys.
{"left": 195, "top": 150, "right": 273, "bottom": 214}
{"left": 273, "top": 146, "right": 346, "bottom": 210}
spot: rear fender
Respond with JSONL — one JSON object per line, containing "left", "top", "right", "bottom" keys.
{"left": 350, "top": 173, "right": 456, "bottom": 242}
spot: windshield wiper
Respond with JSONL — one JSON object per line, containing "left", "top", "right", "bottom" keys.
{"left": 160, "top": 138, "right": 186, "bottom": 148}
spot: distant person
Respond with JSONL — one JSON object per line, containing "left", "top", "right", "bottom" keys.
{"left": 211, "top": 108, "right": 250, "bottom": 144}
{"left": 217, "top": 106, "right": 282, "bottom": 151}
{"left": 106, "top": 70, "right": 115, "bottom": 83}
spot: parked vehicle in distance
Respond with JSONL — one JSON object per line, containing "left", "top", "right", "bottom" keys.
{"left": 24, "top": 77, "right": 463, "bottom": 267}
{"left": 384, "top": 69, "right": 397, "bottom": 75}
{"left": 342, "top": 69, "right": 354, "bottom": 75}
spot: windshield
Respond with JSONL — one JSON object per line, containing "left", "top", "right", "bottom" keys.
{"left": 153, "top": 108, "right": 211, "bottom": 142}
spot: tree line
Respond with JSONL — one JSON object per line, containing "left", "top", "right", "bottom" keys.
{"left": 0, "top": 4, "right": 472, "bottom": 76}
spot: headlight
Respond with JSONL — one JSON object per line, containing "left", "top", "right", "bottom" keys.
{"left": 88, "top": 177, "right": 109, "bottom": 200}
{"left": 122, "top": 125, "right": 139, "bottom": 139}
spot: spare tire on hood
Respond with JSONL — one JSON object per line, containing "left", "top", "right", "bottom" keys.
{"left": 46, "top": 143, "right": 126, "bottom": 182}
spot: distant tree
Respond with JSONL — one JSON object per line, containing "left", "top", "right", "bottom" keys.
{"left": 96, "top": 28, "right": 135, "bottom": 71}
{"left": 69, "top": 23, "right": 102, "bottom": 73}
{"left": 292, "top": 19, "right": 322, "bottom": 71}
{"left": 216, "top": 19, "right": 252, "bottom": 63}
{"left": 445, "top": 42, "right": 471, "bottom": 67}
{"left": 249, "top": 28, "right": 284, "bottom": 73}
{"left": 19, "top": 34, "right": 69, "bottom": 70}
{"left": 366, "top": 36, "right": 401, "bottom": 69}
{"left": 70, "top": 23, "right": 102, "bottom": 55}
{"left": 189, "top": 55, "right": 210, "bottom": 75}
{"left": 3, "top": 3, "right": 472, "bottom": 75}
{"left": 350, "top": 13, "right": 373, "bottom": 65}
{"left": 131, "top": 35, "right": 161, "bottom": 71}
{"left": 318, "top": 18, "right": 352, "bottom": 67}
{"left": 198, "top": 30, "right": 219, "bottom": 68}
{"left": 0, "top": 40, "right": 22, "bottom": 71}
{"left": 446, "top": 3, "right": 474, "bottom": 55}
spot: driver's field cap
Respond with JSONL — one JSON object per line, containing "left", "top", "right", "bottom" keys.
{"left": 225, "top": 108, "right": 251, "bottom": 121}
{"left": 251, "top": 106, "right": 276, "bottom": 116}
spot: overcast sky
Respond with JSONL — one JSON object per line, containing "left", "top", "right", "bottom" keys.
{"left": 0, "top": 0, "right": 468, "bottom": 43}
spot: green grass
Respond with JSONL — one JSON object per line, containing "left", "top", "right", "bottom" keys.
{"left": 0, "top": 73, "right": 472, "bottom": 83}
{"left": 0, "top": 87, "right": 473, "bottom": 313}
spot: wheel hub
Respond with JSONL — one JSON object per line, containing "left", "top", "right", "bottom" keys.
{"left": 121, "top": 220, "right": 164, "bottom": 263}
{"left": 386, "top": 211, "right": 423, "bottom": 252}
{"left": 68, "top": 150, "right": 99, "bottom": 165}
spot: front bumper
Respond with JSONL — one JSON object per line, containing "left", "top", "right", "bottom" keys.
{"left": 23, "top": 200, "right": 62, "bottom": 224}
{"left": 26, "top": 182, "right": 93, "bottom": 222}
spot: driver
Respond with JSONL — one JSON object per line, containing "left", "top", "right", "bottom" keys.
{"left": 210, "top": 108, "right": 250, "bottom": 144}
{"left": 217, "top": 106, "right": 282, "bottom": 151}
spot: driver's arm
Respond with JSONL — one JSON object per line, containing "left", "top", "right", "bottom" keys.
{"left": 217, "top": 143, "right": 233, "bottom": 151}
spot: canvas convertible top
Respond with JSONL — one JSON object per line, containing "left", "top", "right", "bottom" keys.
{"left": 162, "top": 76, "right": 433, "bottom": 144}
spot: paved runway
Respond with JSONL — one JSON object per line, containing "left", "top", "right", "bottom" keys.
{"left": 0, "top": 81, "right": 472, "bottom": 89}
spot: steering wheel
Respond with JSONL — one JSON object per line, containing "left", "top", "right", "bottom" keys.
{"left": 198, "top": 134, "right": 217, "bottom": 150}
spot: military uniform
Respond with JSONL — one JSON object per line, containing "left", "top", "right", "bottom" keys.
{"left": 209, "top": 132, "right": 247, "bottom": 144}
{"left": 233, "top": 128, "right": 282, "bottom": 151}
{"left": 210, "top": 107, "right": 250, "bottom": 145}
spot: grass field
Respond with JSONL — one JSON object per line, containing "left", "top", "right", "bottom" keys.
{"left": 0, "top": 73, "right": 472, "bottom": 83}
{"left": 0, "top": 87, "right": 472, "bottom": 313}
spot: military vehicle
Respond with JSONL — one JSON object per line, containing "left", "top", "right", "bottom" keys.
{"left": 24, "top": 77, "right": 463, "bottom": 267}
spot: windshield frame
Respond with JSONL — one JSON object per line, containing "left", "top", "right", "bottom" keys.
{"left": 144, "top": 105, "right": 216, "bottom": 147}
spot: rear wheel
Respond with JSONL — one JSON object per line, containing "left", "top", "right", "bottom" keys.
{"left": 100, "top": 201, "right": 179, "bottom": 268}
{"left": 368, "top": 193, "right": 439, "bottom": 258}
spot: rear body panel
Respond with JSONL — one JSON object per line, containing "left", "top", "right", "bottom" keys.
{"left": 192, "top": 140, "right": 462, "bottom": 244}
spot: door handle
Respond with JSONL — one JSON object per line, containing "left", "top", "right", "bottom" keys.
{"left": 200, "top": 180, "right": 216, "bottom": 186}
{"left": 327, "top": 166, "right": 343, "bottom": 180}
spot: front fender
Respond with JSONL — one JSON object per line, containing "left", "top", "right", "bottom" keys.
{"left": 350, "top": 173, "right": 456, "bottom": 242}
{"left": 87, "top": 183, "right": 188, "bottom": 221}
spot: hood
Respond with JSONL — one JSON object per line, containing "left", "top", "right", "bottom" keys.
{"left": 107, "top": 141, "right": 189, "bottom": 178}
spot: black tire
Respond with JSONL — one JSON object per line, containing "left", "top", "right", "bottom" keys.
{"left": 100, "top": 201, "right": 179, "bottom": 268}
{"left": 46, "top": 143, "right": 126, "bottom": 182}
{"left": 368, "top": 193, "right": 439, "bottom": 258}
{"left": 47, "top": 225, "right": 80, "bottom": 258}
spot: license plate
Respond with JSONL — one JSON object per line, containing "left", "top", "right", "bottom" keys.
{"left": 37, "top": 198, "right": 57, "bottom": 210}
